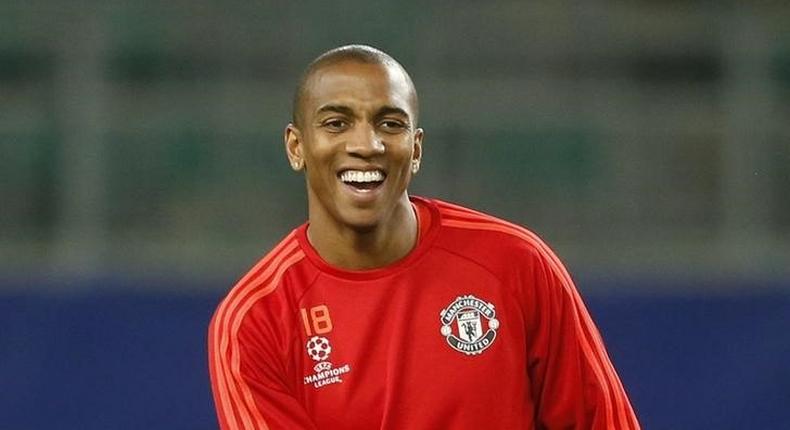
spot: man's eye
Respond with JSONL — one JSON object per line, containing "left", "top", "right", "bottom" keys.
{"left": 380, "top": 120, "right": 406, "bottom": 131}
{"left": 323, "top": 119, "right": 348, "bottom": 130}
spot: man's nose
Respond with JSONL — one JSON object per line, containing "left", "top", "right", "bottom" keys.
{"left": 345, "top": 124, "right": 385, "bottom": 157}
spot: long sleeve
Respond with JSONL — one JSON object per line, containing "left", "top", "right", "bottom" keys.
{"left": 208, "top": 308, "right": 318, "bottom": 430}
{"left": 526, "top": 245, "right": 640, "bottom": 430}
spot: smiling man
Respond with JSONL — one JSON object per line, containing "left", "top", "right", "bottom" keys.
{"left": 209, "top": 45, "right": 640, "bottom": 430}
{"left": 285, "top": 52, "right": 422, "bottom": 269}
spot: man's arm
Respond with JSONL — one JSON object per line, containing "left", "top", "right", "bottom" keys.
{"left": 526, "top": 244, "right": 640, "bottom": 430}
{"left": 208, "top": 310, "right": 317, "bottom": 430}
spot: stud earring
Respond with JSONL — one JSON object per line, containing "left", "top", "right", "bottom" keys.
{"left": 411, "top": 160, "right": 420, "bottom": 174}
{"left": 291, "top": 160, "right": 303, "bottom": 171}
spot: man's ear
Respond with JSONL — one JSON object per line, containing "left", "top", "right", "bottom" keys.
{"left": 411, "top": 128, "right": 424, "bottom": 174}
{"left": 284, "top": 123, "right": 304, "bottom": 171}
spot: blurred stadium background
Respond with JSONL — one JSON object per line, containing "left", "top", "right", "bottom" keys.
{"left": 2, "top": 1, "right": 789, "bottom": 429}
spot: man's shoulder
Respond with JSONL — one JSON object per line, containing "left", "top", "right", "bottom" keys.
{"left": 416, "top": 198, "right": 559, "bottom": 286}
{"left": 211, "top": 227, "right": 312, "bottom": 327}
{"left": 427, "top": 198, "right": 546, "bottom": 256}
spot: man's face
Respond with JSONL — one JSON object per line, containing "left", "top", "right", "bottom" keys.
{"left": 286, "top": 60, "right": 423, "bottom": 231}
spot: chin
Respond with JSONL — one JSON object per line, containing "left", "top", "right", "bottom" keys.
{"left": 338, "top": 208, "right": 384, "bottom": 232}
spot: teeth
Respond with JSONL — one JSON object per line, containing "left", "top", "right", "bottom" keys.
{"left": 340, "top": 170, "right": 384, "bottom": 183}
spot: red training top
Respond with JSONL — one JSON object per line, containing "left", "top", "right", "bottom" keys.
{"left": 209, "top": 197, "right": 640, "bottom": 430}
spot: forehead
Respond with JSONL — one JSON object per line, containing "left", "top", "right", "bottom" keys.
{"left": 303, "top": 61, "right": 415, "bottom": 118}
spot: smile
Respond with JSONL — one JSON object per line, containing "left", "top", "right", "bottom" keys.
{"left": 338, "top": 169, "right": 386, "bottom": 192}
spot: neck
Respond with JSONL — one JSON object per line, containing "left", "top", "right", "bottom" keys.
{"left": 306, "top": 198, "right": 418, "bottom": 270}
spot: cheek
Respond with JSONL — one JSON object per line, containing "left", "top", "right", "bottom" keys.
{"left": 387, "top": 137, "right": 414, "bottom": 157}
{"left": 301, "top": 141, "right": 335, "bottom": 173}
{"left": 305, "top": 169, "right": 335, "bottom": 192}
{"left": 392, "top": 144, "right": 416, "bottom": 170}
{"left": 388, "top": 148, "right": 416, "bottom": 185}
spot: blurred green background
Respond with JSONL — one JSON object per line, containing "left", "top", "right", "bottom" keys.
{"left": 0, "top": 1, "right": 790, "bottom": 288}
{"left": 2, "top": 2, "right": 789, "bottom": 286}
{"left": 1, "top": 1, "right": 789, "bottom": 429}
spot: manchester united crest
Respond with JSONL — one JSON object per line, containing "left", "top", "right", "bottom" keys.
{"left": 439, "top": 294, "right": 499, "bottom": 355}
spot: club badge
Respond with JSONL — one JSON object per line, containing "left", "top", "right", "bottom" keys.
{"left": 439, "top": 294, "right": 499, "bottom": 355}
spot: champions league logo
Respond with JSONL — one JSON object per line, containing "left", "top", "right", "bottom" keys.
{"left": 439, "top": 295, "right": 499, "bottom": 355}
{"left": 303, "top": 336, "right": 351, "bottom": 389}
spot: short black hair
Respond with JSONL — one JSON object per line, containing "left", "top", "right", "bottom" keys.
{"left": 291, "top": 44, "right": 418, "bottom": 128}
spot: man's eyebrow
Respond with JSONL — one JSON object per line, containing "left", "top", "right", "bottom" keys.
{"left": 314, "top": 104, "right": 411, "bottom": 120}
{"left": 315, "top": 104, "right": 355, "bottom": 117}
{"left": 375, "top": 106, "right": 410, "bottom": 119}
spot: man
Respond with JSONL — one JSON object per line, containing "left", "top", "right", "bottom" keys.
{"left": 209, "top": 44, "right": 640, "bottom": 430}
